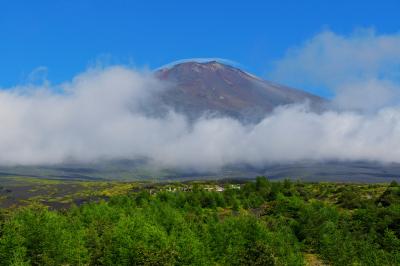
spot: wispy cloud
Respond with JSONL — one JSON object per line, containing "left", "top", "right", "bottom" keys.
{"left": 271, "top": 28, "right": 400, "bottom": 111}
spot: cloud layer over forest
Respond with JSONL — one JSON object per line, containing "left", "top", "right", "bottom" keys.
{"left": 1, "top": 29, "right": 400, "bottom": 169}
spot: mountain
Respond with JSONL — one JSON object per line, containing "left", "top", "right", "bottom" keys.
{"left": 155, "top": 60, "right": 324, "bottom": 122}
{"left": 7, "top": 60, "right": 396, "bottom": 183}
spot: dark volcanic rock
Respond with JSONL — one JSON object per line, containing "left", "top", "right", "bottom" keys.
{"left": 155, "top": 60, "right": 325, "bottom": 122}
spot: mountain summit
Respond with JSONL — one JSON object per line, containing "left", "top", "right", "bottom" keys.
{"left": 155, "top": 60, "right": 324, "bottom": 122}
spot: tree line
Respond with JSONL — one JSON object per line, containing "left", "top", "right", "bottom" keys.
{"left": 0, "top": 177, "right": 399, "bottom": 265}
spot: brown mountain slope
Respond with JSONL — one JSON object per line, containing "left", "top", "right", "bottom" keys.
{"left": 155, "top": 60, "right": 324, "bottom": 122}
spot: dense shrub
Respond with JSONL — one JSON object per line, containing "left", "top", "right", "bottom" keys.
{"left": 0, "top": 177, "right": 399, "bottom": 265}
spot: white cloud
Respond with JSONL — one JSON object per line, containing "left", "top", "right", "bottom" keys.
{"left": 2, "top": 29, "right": 400, "bottom": 169}
{"left": 270, "top": 29, "right": 400, "bottom": 111}
{"left": 332, "top": 79, "right": 400, "bottom": 112}
{"left": 271, "top": 29, "right": 400, "bottom": 87}
{"left": 0, "top": 65, "right": 400, "bottom": 169}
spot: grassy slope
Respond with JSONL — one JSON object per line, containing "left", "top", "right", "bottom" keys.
{"left": 0, "top": 175, "right": 392, "bottom": 209}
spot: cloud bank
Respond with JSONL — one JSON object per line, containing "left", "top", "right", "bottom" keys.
{"left": 1, "top": 29, "right": 400, "bottom": 169}
{"left": 271, "top": 28, "right": 400, "bottom": 111}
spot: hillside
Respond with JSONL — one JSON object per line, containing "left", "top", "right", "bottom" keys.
{"left": 155, "top": 60, "right": 324, "bottom": 122}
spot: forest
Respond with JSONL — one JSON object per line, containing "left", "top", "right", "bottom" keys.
{"left": 0, "top": 177, "right": 399, "bottom": 265}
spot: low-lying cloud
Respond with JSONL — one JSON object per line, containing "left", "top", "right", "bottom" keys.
{"left": 1, "top": 29, "right": 400, "bottom": 170}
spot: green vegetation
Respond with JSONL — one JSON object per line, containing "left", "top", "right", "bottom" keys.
{"left": 0, "top": 177, "right": 399, "bottom": 265}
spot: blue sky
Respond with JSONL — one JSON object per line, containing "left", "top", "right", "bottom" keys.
{"left": 2, "top": 1, "right": 400, "bottom": 166}
{"left": 1, "top": 0, "right": 400, "bottom": 95}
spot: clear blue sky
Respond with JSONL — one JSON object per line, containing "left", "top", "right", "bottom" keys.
{"left": 1, "top": 0, "right": 399, "bottom": 94}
